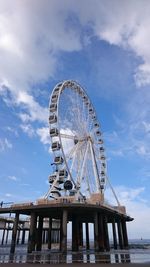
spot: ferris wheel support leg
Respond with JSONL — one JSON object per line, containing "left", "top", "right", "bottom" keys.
{"left": 106, "top": 177, "right": 120, "bottom": 206}
{"left": 67, "top": 142, "right": 80, "bottom": 181}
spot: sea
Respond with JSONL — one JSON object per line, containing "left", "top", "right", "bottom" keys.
{"left": 0, "top": 239, "right": 150, "bottom": 264}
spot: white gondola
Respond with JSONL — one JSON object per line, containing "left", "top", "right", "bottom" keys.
{"left": 59, "top": 169, "right": 68, "bottom": 178}
{"left": 100, "top": 147, "right": 104, "bottom": 152}
{"left": 74, "top": 137, "right": 78, "bottom": 145}
{"left": 102, "top": 162, "right": 106, "bottom": 168}
{"left": 51, "top": 190, "right": 61, "bottom": 197}
{"left": 98, "top": 139, "right": 103, "bottom": 144}
{"left": 92, "top": 115, "right": 96, "bottom": 120}
{"left": 83, "top": 95, "right": 87, "bottom": 101}
{"left": 50, "top": 128, "right": 59, "bottom": 137}
{"left": 101, "top": 171, "right": 105, "bottom": 176}
{"left": 49, "top": 114, "right": 57, "bottom": 124}
{"left": 54, "top": 87, "right": 60, "bottom": 93}
{"left": 57, "top": 83, "right": 62, "bottom": 87}
{"left": 101, "top": 178, "right": 105, "bottom": 183}
{"left": 100, "top": 155, "right": 106, "bottom": 160}
{"left": 89, "top": 108, "right": 93, "bottom": 114}
{"left": 51, "top": 141, "right": 61, "bottom": 151}
{"left": 51, "top": 94, "right": 58, "bottom": 103}
{"left": 96, "top": 130, "right": 101, "bottom": 136}
{"left": 54, "top": 156, "right": 64, "bottom": 165}
{"left": 94, "top": 122, "right": 99, "bottom": 128}
{"left": 58, "top": 177, "right": 64, "bottom": 184}
{"left": 50, "top": 103, "right": 57, "bottom": 112}
{"left": 100, "top": 184, "right": 104, "bottom": 190}
{"left": 69, "top": 190, "right": 76, "bottom": 196}
{"left": 66, "top": 81, "right": 72, "bottom": 87}
{"left": 48, "top": 174, "right": 57, "bottom": 183}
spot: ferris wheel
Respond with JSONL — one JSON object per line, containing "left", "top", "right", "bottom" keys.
{"left": 44, "top": 80, "right": 118, "bottom": 203}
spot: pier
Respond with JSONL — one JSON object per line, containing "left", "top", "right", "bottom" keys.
{"left": 0, "top": 196, "right": 133, "bottom": 254}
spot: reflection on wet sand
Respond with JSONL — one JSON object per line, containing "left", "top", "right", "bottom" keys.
{"left": 0, "top": 249, "right": 132, "bottom": 264}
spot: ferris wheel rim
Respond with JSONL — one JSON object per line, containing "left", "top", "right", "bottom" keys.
{"left": 48, "top": 80, "right": 107, "bottom": 197}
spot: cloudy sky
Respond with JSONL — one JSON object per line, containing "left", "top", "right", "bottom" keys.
{"left": 0, "top": 0, "right": 150, "bottom": 239}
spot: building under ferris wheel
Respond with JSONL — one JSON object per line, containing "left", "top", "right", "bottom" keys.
{"left": 0, "top": 80, "right": 133, "bottom": 256}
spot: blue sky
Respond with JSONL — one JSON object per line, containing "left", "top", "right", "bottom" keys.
{"left": 0, "top": 0, "right": 150, "bottom": 238}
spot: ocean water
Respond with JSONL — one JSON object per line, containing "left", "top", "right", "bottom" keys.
{"left": 0, "top": 240, "right": 150, "bottom": 264}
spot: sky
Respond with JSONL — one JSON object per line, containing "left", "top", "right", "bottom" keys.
{"left": 0, "top": 0, "right": 150, "bottom": 239}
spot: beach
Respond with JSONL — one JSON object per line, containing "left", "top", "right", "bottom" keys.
{"left": 0, "top": 264, "right": 150, "bottom": 267}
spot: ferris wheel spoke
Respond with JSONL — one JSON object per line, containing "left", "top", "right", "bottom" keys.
{"left": 60, "top": 133, "right": 76, "bottom": 139}
{"left": 67, "top": 141, "right": 83, "bottom": 181}
{"left": 84, "top": 160, "right": 91, "bottom": 195}
{"left": 76, "top": 141, "right": 89, "bottom": 192}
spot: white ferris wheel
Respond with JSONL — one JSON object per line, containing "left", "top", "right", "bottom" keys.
{"left": 44, "top": 80, "right": 119, "bottom": 205}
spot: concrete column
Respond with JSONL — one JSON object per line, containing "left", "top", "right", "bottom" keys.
{"left": 85, "top": 222, "right": 90, "bottom": 250}
{"left": 94, "top": 212, "right": 99, "bottom": 251}
{"left": 28, "top": 212, "right": 37, "bottom": 253}
{"left": 45, "top": 230, "right": 48, "bottom": 243}
{"left": 98, "top": 215, "right": 105, "bottom": 251}
{"left": 117, "top": 220, "right": 124, "bottom": 249}
{"left": 1, "top": 221, "right": 6, "bottom": 245}
{"left": 36, "top": 216, "right": 43, "bottom": 251}
{"left": 42, "top": 229, "right": 45, "bottom": 243}
{"left": 112, "top": 219, "right": 117, "bottom": 249}
{"left": 103, "top": 216, "right": 110, "bottom": 251}
{"left": 17, "top": 229, "right": 20, "bottom": 244}
{"left": 72, "top": 216, "right": 79, "bottom": 251}
{"left": 48, "top": 218, "right": 52, "bottom": 249}
{"left": 10, "top": 213, "right": 19, "bottom": 254}
{"left": 78, "top": 222, "right": 83, "bottom": 246}
{"left": 122, "top": 220, "right": 128, "bottom": 248}
{"left": 6, "top": 229, "right": 9, "bottom": 244}
{"left": 60, "top": 209, "right": 68, "bottom": 252}
{"left": 21, "top": 229, "right": 26, "bottom": 245}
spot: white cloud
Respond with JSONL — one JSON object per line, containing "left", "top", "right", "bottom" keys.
{"left": 6, "top": 126, "right": 18, "bottom": 136}
{"left": 0, "top": 0, "right": 82, "bottom": 124}
{"left": 5, "top": 193, "right": 12, "bottom": 197}
{"left": 79, "top": 0, "right": 150, "bottom": 86}
{"left": 36, "top": 127, "right": 50, "bottom": 145}
{"left": 8, "top": 175, "right": 17, "bottom": 181}
{"left": 20, "top": 183, "right": 30, "bottom": 186}
{"left": 0, "top": 138, "right": 12, "bottom": 152}
{"left": 20, "top": 124, "right": 35, "bottom": 137}
{"left": 105, "top": 185, "right": 150, "bottom": 238}
{"left": 0, "top": 0, "right": 150, "bottom": 141}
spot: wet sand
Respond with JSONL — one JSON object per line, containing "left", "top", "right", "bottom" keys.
{"left": 0, "top": 264, "right": 150, "bottom": 267}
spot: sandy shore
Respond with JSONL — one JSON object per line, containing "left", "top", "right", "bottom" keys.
{"left": 0, "top": 264, "right": 150, "bottom": 267}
